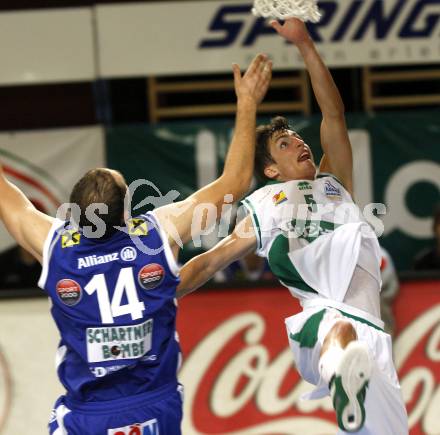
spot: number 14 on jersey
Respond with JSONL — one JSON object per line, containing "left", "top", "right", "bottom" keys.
{"left": 85, "top": 267, "right": 146, "bottom": 324}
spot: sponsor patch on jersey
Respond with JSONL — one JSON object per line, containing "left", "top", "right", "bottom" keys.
{"left": 56, "top": 279, "right": 82, "bottom": 306}
{"left": 120, "top": 246, "right": 137, "bottom": 262}
{"left": 272, "top": 191, "right": 287, "bottom": 206}
{"left": 78, "top": 253, "right": 119, "bottom": 269}
{"left": 128, "top": 218, "right": 148, "bottom": 236}
{"left": 90, "top": 364, "right": 126, "bottom": 378}
{"left": 298, "top": 181, "right": 312, "bottom": 191}
{"left": 138, "top": 263, "right": 165, "bottom": 290}
{"left": 107, "top": 418, "right": 159, "bottom": 435}
{"left": 61, "top": 229, "right": 81, "bottom": 248}
{"left": 87, "top": 319, "right": 153, "bottom": 363}
{"left": 324, "top": 180, "right": 342, "bottom": 200}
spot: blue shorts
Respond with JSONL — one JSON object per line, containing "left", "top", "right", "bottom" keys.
{"left": 48, "top": 383, "right": 182, "bottom": 435}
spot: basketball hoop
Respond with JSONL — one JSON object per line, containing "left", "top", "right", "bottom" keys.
{"left": 252, "top": 0, "right": 321, "bottom": 22}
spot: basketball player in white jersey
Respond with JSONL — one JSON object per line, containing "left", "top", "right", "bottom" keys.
{"left": 178, "top": 19, "right": 408, "bottom": 434}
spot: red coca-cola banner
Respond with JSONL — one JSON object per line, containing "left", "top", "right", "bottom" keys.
{"left": 177, "top": 280, "right": 440, "bottom": 435}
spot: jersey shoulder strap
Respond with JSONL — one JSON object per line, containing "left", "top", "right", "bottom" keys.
{"left": 144, "top": 211, "right": 180, "bottom": 278}
{"left": 38, "top": 218, "right": 66, "bottom": 289}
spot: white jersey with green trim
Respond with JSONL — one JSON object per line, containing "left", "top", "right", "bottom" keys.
{"left": 242, "top": 173, "right": 382, "bottom": 317}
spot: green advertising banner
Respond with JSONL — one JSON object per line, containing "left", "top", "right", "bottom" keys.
{"left": 106, "top": 111, "right": 440, "bottom": 271}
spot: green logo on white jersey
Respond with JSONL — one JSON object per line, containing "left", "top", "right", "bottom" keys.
{"left": 298, "top": 181, "right": 312, "bottom": 191}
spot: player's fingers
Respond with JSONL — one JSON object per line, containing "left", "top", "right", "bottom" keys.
{"left": 232, "top": 63, "right": 241, "bottom": 86}
{"left": 270, "top": 20, "right": 283, "bottom": 34}
{"left": 264, "top": 59, "right": 273, "bottom": 74}
{"left": 248, "top": 53, "right": 266, "bottom": 76}
{"left": 261, "top": 64, "right": 272, "bottom": 88}
{"left": 258, "top": 61, "right": 272, "bottom": 87}
{"left": 259, "top": 59, "right": 272, "bottom": 81}
{"left": 259, "top": 57, "right": 269, "bottom": 73}
{"left": 256, "top": 55, "right": 270, "bottom": 78}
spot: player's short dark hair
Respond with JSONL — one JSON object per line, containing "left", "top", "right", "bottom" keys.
{"left": 255, "top": 116, "right": 291, "bottom": 182}
{"left": 69, "top": 168, "right": 127, "bottom": 236}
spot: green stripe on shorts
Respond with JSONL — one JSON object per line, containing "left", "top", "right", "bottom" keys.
{"left": 289, "top": 308, "right": 384, "bottom": 349}
{"left": 337, "top": 309, "right": 384, "bottom": 332}
{"left": 290, "top": 309, "right": 326, "bottom": 348}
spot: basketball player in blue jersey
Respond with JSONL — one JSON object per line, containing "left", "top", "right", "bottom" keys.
{"left": 178, "top": 19, "right": 408, "bottom": 435}
{"left": 0, "top": 54, "right": 272, "bottom": 434}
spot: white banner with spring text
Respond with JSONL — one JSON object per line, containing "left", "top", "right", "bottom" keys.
{"left": 97, "top": 0, "right": 440, "bottom": 77}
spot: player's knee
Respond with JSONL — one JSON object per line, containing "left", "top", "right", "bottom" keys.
{"left": 325, "top": 319, "right": 357, "bottom": 349}
{"left": 334, "top": 320, "right": 357, "bottom": 343}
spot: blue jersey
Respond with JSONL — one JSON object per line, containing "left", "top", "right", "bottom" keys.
{"left": 39, "top": 213, "right": 181, "bottom": 403}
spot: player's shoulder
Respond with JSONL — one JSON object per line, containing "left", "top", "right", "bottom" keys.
{"left": 315, "top": 172, "right": 344, "bottom": 185}
{"left": 314, "top": 172, "right": 352, "bottom": 199}
{"left": 46, "top": 219, "right": 76, "bottom": 249}
{"left": 315, "top": 172, "right": 348, "bottom": 190}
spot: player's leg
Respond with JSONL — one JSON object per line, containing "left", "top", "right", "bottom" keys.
{"left": 286, "top": 308, "right": 407, "bottom": 434}
{"left": 326, "top": 317, "right": 408, "bottom": 435}
{"left": 286, "top": 307, "right": 357, "bottom": 392}
{"left": 319, "top": 320, "right": 372, "bottom": 433}
{"left": 286, "top": 308, "right": 373, "bottom": 432}
{"left": 318, "top": 319, "right": 357, "bottom": 385}
{"left": 334, "top": 366, "right": 408, "bottom": 435}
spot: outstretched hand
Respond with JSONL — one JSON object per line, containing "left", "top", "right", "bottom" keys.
{"left": 270, "top": 17, "right": 311, "bottom": 45}
{"left": 233, "top": 53, "right": 272, "bottom": 105}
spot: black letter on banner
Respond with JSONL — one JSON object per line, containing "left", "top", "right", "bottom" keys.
{"left": 399, "top": 0, "right": 440, "bottom": 38}
{"left": 353, "top": 0, "right": 405, "bottom": 41}
{"left": 199, "top": 5, "right": 251, "bottom": 48}
{"left": 306, "top": 1, "right": 338, "bottom": 42}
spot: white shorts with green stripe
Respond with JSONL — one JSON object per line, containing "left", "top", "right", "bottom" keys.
{"left": 285, "top": 301, "right": 408, "bottom": 435}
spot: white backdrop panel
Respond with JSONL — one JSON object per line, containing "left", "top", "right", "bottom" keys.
{"left": 0, "top": 8, "right": 95, "bottom": 85}
{"left": 0, "top": 298, "right": 63, "bottom": 435}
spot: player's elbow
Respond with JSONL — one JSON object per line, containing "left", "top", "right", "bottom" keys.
{"left": 218, "top": 173, "right": 251, "bottom": 201}
{"left": 324, "top": 99, "right": 345, "bottom": 118}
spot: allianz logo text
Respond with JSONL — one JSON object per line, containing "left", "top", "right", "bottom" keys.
{"left": 78, "top": 247, "right": 137, "bottom": 269}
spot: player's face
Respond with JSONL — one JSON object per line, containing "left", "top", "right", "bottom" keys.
{"left": 265, "top": 130, "right": 316, "bottom": 181}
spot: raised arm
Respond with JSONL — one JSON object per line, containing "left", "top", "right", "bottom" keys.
{"left": 177, "top": 215, "right": 257, "bottom": 298}
{"left": 0, "top": 165, "right": 54, "bottom": 263}
{"left": 271, "top": 19, "right": 353, "bottom": 193}
{"left": 154, "top": 54, "right": 272, "bottom": 254}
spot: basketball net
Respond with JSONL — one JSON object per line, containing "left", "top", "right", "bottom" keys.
{"left": 252, "top": 0, "right": 321, "bottom": 22}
